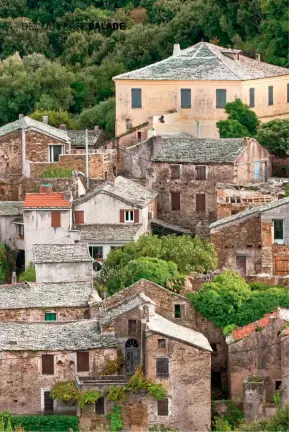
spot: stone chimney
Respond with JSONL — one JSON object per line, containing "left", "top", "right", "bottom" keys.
{"left": 19, "top": 114, "right": 24, "bottom": 119}
{"left": 255, "top": 53, "right": 261, "bottom": 62}
{"left": 243, "top": 137, "right": 250, "bottom": 145}
{"left": 173, "top": 44, "right": 181, "bottom": 55}
{"left": 39, "top": 184, "right": 52, "bottom": 194}
{"left": 42, "top": 116, "right": 48, "bottom": 124}
{"left": 94, "top": 126, "right": 99, "bottom": 131}
{"left": 63, "top": 190, "right": 72, "bottom": 201}
{"left": 60, "top": 124, "right": 66, "bottom": 130}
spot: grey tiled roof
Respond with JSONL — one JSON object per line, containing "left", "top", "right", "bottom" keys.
{"left": 0, "top": 320, "right": 117, "bottom": 351}
{"left": 67, "top": 130, "right": 100, "bottom": 148}
{"left": 210, "top": 196, "right": 289, "bottom": 230}
{"left": 114, "top": 42, "right": 289, "bottom": 81}
{"left": 0, "top": 117, "right": 70, "bottom": 142}
{"left": 78, "top": 224, "right": 143, "bottom": 243}
{"left": 100, "top": 293, "right": 155, "bottom": 325}
{"left": 152, "top": 134, "right": 245, "bottom": 163}
{"left": 33, "top": 244, "right": 93, "bottom": 264}
{"left": 74, "top": 176, "right": 157, "bottom": 209}
{"left": 0, "top": 201, "right": 23, "bottom": 216}
{"left": 0, "top": 282, "right": 92, "bottom": 309}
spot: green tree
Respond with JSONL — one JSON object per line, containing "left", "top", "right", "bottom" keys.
{"left": 30, "top": 109, "right": 77, "bottom": 129}
{"left": 78, "top": 97, "right": 115, "bottom": 137}
{"left": 217, "top": 119, "right": 249, "bottom": 138}
{"left": 18, "top": 263, "right": 36, "bottom": 282}
{"left": 256, "top": 119, "right": 289, "bottom": 157}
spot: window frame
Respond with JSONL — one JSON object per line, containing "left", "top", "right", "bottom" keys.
{"left": 170, "top": 164, "right": 181, "bottom": 180}
{"left": 196, "top": 193, "right": 206, "bottom": 212}
{"left": 131, "top": 88, "right": 142, "bottom": 109}
{"left": 51, "top": 210, "right": 61, "bottom": 228}
{"left": 195, "top": 165, "right": 207, "bottom": 181}
{"left": 268, "top": 85, "right": 274, "bottom": 106}
{"left": 41, "top": 388, "right": 54, "bottom": 414}
{"left": 171, "top": 192, "right": 181, "bottom": 211}
{"left": 158, "top": 339, "right": 166, "bottom": 349}
{"left": 273, "top": 219, "right": 284, "bottom": 244}
{"left": 89, "top": 245, "right": 103, "bottom": 260}
{"left": 49, "top": 145, "right": 63, "bottom": 163}
{"left": 125, "top": 210, "right": 134, "bottom": 222}
{"left": 74, "top": 210, "right": 84, "bottom": 225}
{"left": 181, "top": 88, "right": 191, "bottom": 109}
{"left": 77, "top": 351, "right": 90, "bottom": 373}
{"left": 42, "top": 354, "right": 54, "bottom": 375}
{"left": 249, "top": 88, "right": 255, "bottom": 108}
{"left": 45, "top": 312, "right": 57, "bottom": 322}
{"left": 216, "top": 89, "right": 227, "bottom": 109}
{"left": 157, "top": 398, "right": 169, "bottom": 416}
{"left": 174, "top": 304, "right": 182, "bottom": 318}
{"left": 156, "top": 357, "right": 169, "bottom": 378}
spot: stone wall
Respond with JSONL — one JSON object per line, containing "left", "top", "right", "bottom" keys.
{"left": 0, "top": 306, "right": 90, "bottom": 322}
{"left": 0, "top": 131, "right": 22, "bottom": 177}
{"left": 25, "top": 130, "right": 70, "bottom": 163}
{"left": 243, "top": 380, "right": 266, "bottom": 422}
{"left": 281, "top": 332, "right": 289, "bottom": 406}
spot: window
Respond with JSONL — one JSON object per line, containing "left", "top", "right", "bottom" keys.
{"left": 43, "top": 391, "right": 54, "bottom": 413}
{"left": 137, "top": 131, "right": 142, "bottom": 140}
{"left": 125, "top": 210, "right": 134, "bottom": 222}
{"left": 104, "top": 171, "right": 108, "bottom": 180}
{"left": 287, "top": 84, "right": 289, "bottom": 103}
{"left": 273, "top": 219, "right": 284, "bottom": 243}
{"left": 128, "top": 319, "right": 137, "bottom": 336}
{"left": 156, "top": 358, "right": 169, "bottom": 378}
{"left": 95, "top": 397, "right": 105, "bottom": 414}
{"left": 211, "top": 343, "right": 218, "bottom": 353}
{"left": 249, "top": 88, "right": 255, "bottom": 107}
{"left": 42, "top": 355, "right": 54, "bottom": 375}
{"left": 216, "top": 89, "right": 227, "bottom": 108}
{"left": 196, "top": 166, "right": 207, "bottom": 180}
{"left": 131, "top": 88, "right": 142, "bottom": 108}
{"left": 158, "top": 339, "right": 166, "bottom": 349}
{"left": 18, "top": 224, "right": 24, "bottom": 239}
{"left": 275, "top": 380, "right": 282, "bottom": 390}
{"left": 170, "top": 165, "right": 180, "bottom": 179}
{"left": 268, "top": 86, "right": 274, "bottom": 105}
{"left": 196, "top": 194, "right": 206, "bottom": 212}
{"left": 51, "top": 211, "right": 61, "bottom": 228}
{"left": 49, "top": 145, "right": 62, "bottom": 162}
{"left": 89, "top": 246, "right": 103, "bottom": 260}
{"left": 254, "top": 162, "right": 260, "bottom": 180}
{"left": 45, "top": 312, "right": 56, "bottom": 321}
{"left": 181, "top": 89, "right": 191, "bottom": 108}
{"left": 120, "top": 209, "right": 139, "bottom": 223}
{"left": 174, "top": 304, "right": 182, "bottom": 318}
{"left": 231, "top": 209, "right": 239, "bottom": 216}
{"left": 157, "top": 399, "right": 169, "bottom": 416}
{"left": 77, "top": 351, "right": 89, "bottom": 372}
{"left": 74, "top": 210, "right": 84, "bottom": 225}
{"left": 171, "top": 192, "right": 180, "bottom": 211}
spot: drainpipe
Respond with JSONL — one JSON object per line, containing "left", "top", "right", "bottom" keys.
{"left": 85, "top": 129, "right": 89, "bottom": 189}
{"left": 196, "top": 120, "right": 200, "bottom": 137}
{"left": 21, "top": 128, "right": 26, "bottom": 176}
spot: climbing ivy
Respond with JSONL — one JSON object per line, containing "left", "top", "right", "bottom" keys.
{"left": 107, "top": 405, "right": 123, "bottom": 432}
{"left": 78, "top": 391, "right": 101, "bottom": 409}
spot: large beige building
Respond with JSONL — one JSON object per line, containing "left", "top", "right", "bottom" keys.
{"left": 113, "top": 42, "right": 289, "bottom": 137}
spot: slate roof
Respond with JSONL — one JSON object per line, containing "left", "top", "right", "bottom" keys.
{"left": 0, "top": 320, "right": 117, "bottom": 351}
{"left": 114, "top": 42, "right": 289, "bottom": 81}
{"left": 74, "top": 176, "right": 157, "bottom": 209}
{"left": 78, "top": 224, "right": 143, "bottom": 243}
{"left": 24, "top": 192, "right": 71, "bottom": 209}
{"left": 152, "top": 134, "right": 245, "bottom": 163}
{"left": 0, "top": 282, "right": 93, "bottom": 309}
{"left": 33, "top": 244, "right": 93, "bottom": 264}
{"left": 210, "top": 196, "right": 289, "bottom": 230}
{"left": 67, "top": 130, "right": 100, "bottom": 148}
{"left": 0, "top": 201, "right": 23, "bottom": 216}
{"left": 0, "top": 116, "right": 70, "bottom": 141}
{"left": 147, "top": 313, "right": 212, "bottom": 351}
{"left": 100, "top": 293, "right": 156, "bottom": 325}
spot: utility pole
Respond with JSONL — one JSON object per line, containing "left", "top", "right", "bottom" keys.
{"left": 85, "top": 129, "right": 89, "bottom": 190}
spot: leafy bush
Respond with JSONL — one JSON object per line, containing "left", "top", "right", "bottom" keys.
{"left": 50, "top": 381, "right": 80, "bottom": 403}
{"left": 78, "top": 97, "right": 115, "bottom": 138}
{"left": 223, "top": 400, "right": 243, "bottom": 427}
{"left": 217, "top": 99, "right": 259, "bottom": 138}
{"left": 0, "top": 244, "right": 12, "bottom": 284}
{"left": 41, "top": 166, "right": 74, "bottom": 178}
{"left": 1, "top": 414, "right": 79, "bottom": 432}
{"left": 107, "top": 405, "right": 123, "bottom": 432}
{"left": 237, "top": 406, "right": 289, "bottom": 431}
{"left": 217, "top": 119, "right": 249, "bottom": 138}
{"left": 18, "top": 262, "right": 36, "bottom": 282}
{"left": 30, "top": 109, "right": 77, "bottom": 129}
{"left": 146, "top": 382, "right": 166, "bottom": 400}
{"left": 106, "top": 386, "right": 126, "bottom": 403}
{"left": 78, "top": 391, "right": 100, "bottom": 408}
{"left": 256, "top": 119, "right": 289, "bottom": 157}
{"left": 213, "top": 416, "right": 231, "bottom": 431}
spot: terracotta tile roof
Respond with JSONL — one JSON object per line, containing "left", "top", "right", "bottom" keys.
{"left": 24, "top": 192, "right": 71, "bottom": 209}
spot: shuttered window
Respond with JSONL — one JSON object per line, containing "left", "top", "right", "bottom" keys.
{"left": 95, "top": 397, "right": 105, "bottom": 414}
{"left": 196, "top": 194, "right": 206, "bottom": 212}
{"left": 181, "top": 89, "right": 191, "bottom": 108}
{"left": 170, "top": 165, "right": 180, "bottom": 179}
{"left": 158, "top": 339, "right": 166, "bottom": 349}
{"left": 134, "top": 209, "right": 139, "bottom": 223}
{"left": 287, "top": 84, "right": 289, "bottom": 103}
{"left": 216, "top": 89, "right": 227, "bottom": 108}
{"left": 131, "top": 88, "right": 142, "bottom": 108}
{"left": 74, "top": 210, "right": 84, "bottom": 224}
{"left": 196, "top": 166, "right": 206, "bottom": 180}
{"left": 158, "top": 399, "right": 169, "bottom": 416}
{"left": 77, "top": 351, "right": 89, "bottom": 372}
{"left": 174, "top": 304, "right": 182, "bottom": 318}
{"left": 156, "top": 358, "right": 169, "bottom": 378}
{"left": 51, "top": 211, "right": 61, "bottom": 228}
{"left": 249, "top": 88, "right": 255, "bottom": 107}
{"left": 171, "top": 192, "right": 180, "bottom": 211}
{"left": 42, "top": 355, "right": 54, "bottom": 375}
{"left": 120, "top": 209, "right": 125, "bottom": 223}
{"left": 268, "top": 86, "right": 274, "bottom": 105}
{"left": 273, "top": 219, "right": 284, "bottom": 242}
{"left": 45, "top": 312, "right": 56, "bottom": 321}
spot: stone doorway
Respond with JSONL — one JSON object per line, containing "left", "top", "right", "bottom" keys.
{"left": 125, "top": 339, "right": 140, "bottom": 376}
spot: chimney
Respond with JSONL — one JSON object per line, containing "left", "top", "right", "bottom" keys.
{"left": 94, "top": 126, "right": 99, "bottom": 131}
{"left": 173, "top": 44, "right": 181, "bottom": 56}
{"left": 19, "top": 114, "right": 24, "bottom": 119}
{"left": 255, "top": 53, "right": 260, "bottom": 62}
{"left": 39, "top": 184, "right": 52, "bottom": 194}
{"left": 42, "top": 116, "right": 48, "bottom": 124}
{"left": 243, "top": 137, "right": 250, "bottom": 145}
{"left": 60, "top": 124, "right": 66, "bottom": 130}
{"left": 63, "top": 190, "right": 72, "bottom": 201}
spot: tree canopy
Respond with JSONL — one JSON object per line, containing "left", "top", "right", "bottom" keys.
{"left": 256, "top": 119, "right": 289, "bottom": 158}
{"left": 217, "top": 99, "right": 260, "bottom": 138}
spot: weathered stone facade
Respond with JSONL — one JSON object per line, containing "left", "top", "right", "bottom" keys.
{"left": 0, "top": 306, "right": 89, "bottom": 322}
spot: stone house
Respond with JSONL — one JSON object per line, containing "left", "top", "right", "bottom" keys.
{"left": 210, "top": 196, "right": 289, "bottom": 276}
{"left": 113, "top": 41, "right": 289, "bottom": 137}
{"left": 145, "top": 134, "right": 270, "bottom": 235}
{"left": 226, "top": 308, "right": 289, "bottom": 405}
{"left": 72, "top": 176, "right": 157, "bottom": 261}
{"left": 33, "top": 244, "right": 93, "bottom": 284}
{"left": 0, "top": 281, "right": 98, "bottom": 322}
{"left": 0, "top": 201, "right": 24, "bottom": 248}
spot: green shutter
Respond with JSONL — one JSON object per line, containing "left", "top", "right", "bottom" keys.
{"left": 268, "top": 86, "right": 273, "bottom": 106}
{"left": 131, "top": 88, "right": 142, "bottom": 108}
{"left": 249, "top": 88, "right": 255, "bottom": 107}
{"left": 45, "top": 312, "right": 56, "bottom": 321}
{"left": 216, "top": 89, "right": 227, "bottom": 108}
{"left": 181, "top": 89, "right": 191, "bottom": 108}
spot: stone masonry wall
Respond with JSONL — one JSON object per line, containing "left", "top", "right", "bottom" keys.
{"left": 0, "top": 306, "right": 90, "bottom": 322}
{"left": 25, "top": 131, "right": 70, "bottom": 163}
{"left": 281, "top": 333, "right": 289, "bottom": 406}
{"left": 0, "top": 132, "right": 22, "bottom": 177}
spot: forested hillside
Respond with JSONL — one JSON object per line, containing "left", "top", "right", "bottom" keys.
{"left": 0, "top": 0, "right": 287, "bottom": 136}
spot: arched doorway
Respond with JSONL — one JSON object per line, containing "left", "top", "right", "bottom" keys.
{"left": 125, "top": 339, "right": 140, "bottom": 376}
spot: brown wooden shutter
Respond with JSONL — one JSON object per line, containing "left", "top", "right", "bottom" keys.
{"left": 171, "top": 192, "right": 180, "bottom": 211}
{"left": 120, "top": 209, "right": 125, "bottom": 223}
{"left": 51, "top": 211, "right": 61, "bottom": 228}
{"left": 77, "top": 351, "right": 89, "bottom": 372}
{"left": 42, "top": 354, "right": 54, "bottom": 375}
{"left": 196, "top": 194, "right": 206, "bottom": 212}
{"left": 74, "top": 210, "right": 84, "bottom": 224}
{"left": 134, "top": 209, "right": 139, "bottom": 223}
{"left": 158, "top": 399, "right": 169, "bottom": 416}
{"left": 196, "top": 166, "right": 206, "bottom": 180}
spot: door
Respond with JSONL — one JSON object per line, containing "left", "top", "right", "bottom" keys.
{"left": 125, "top": 339, "right": 140, "bottom": 376}
{"left": 275, "top": 256, "right": 289, "bottom": 275}
{"left": 236, "top": 255, "right": 247, "bottom": 276}
{"left": 44, "top": 391, "right": 54, "bottom": 413}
